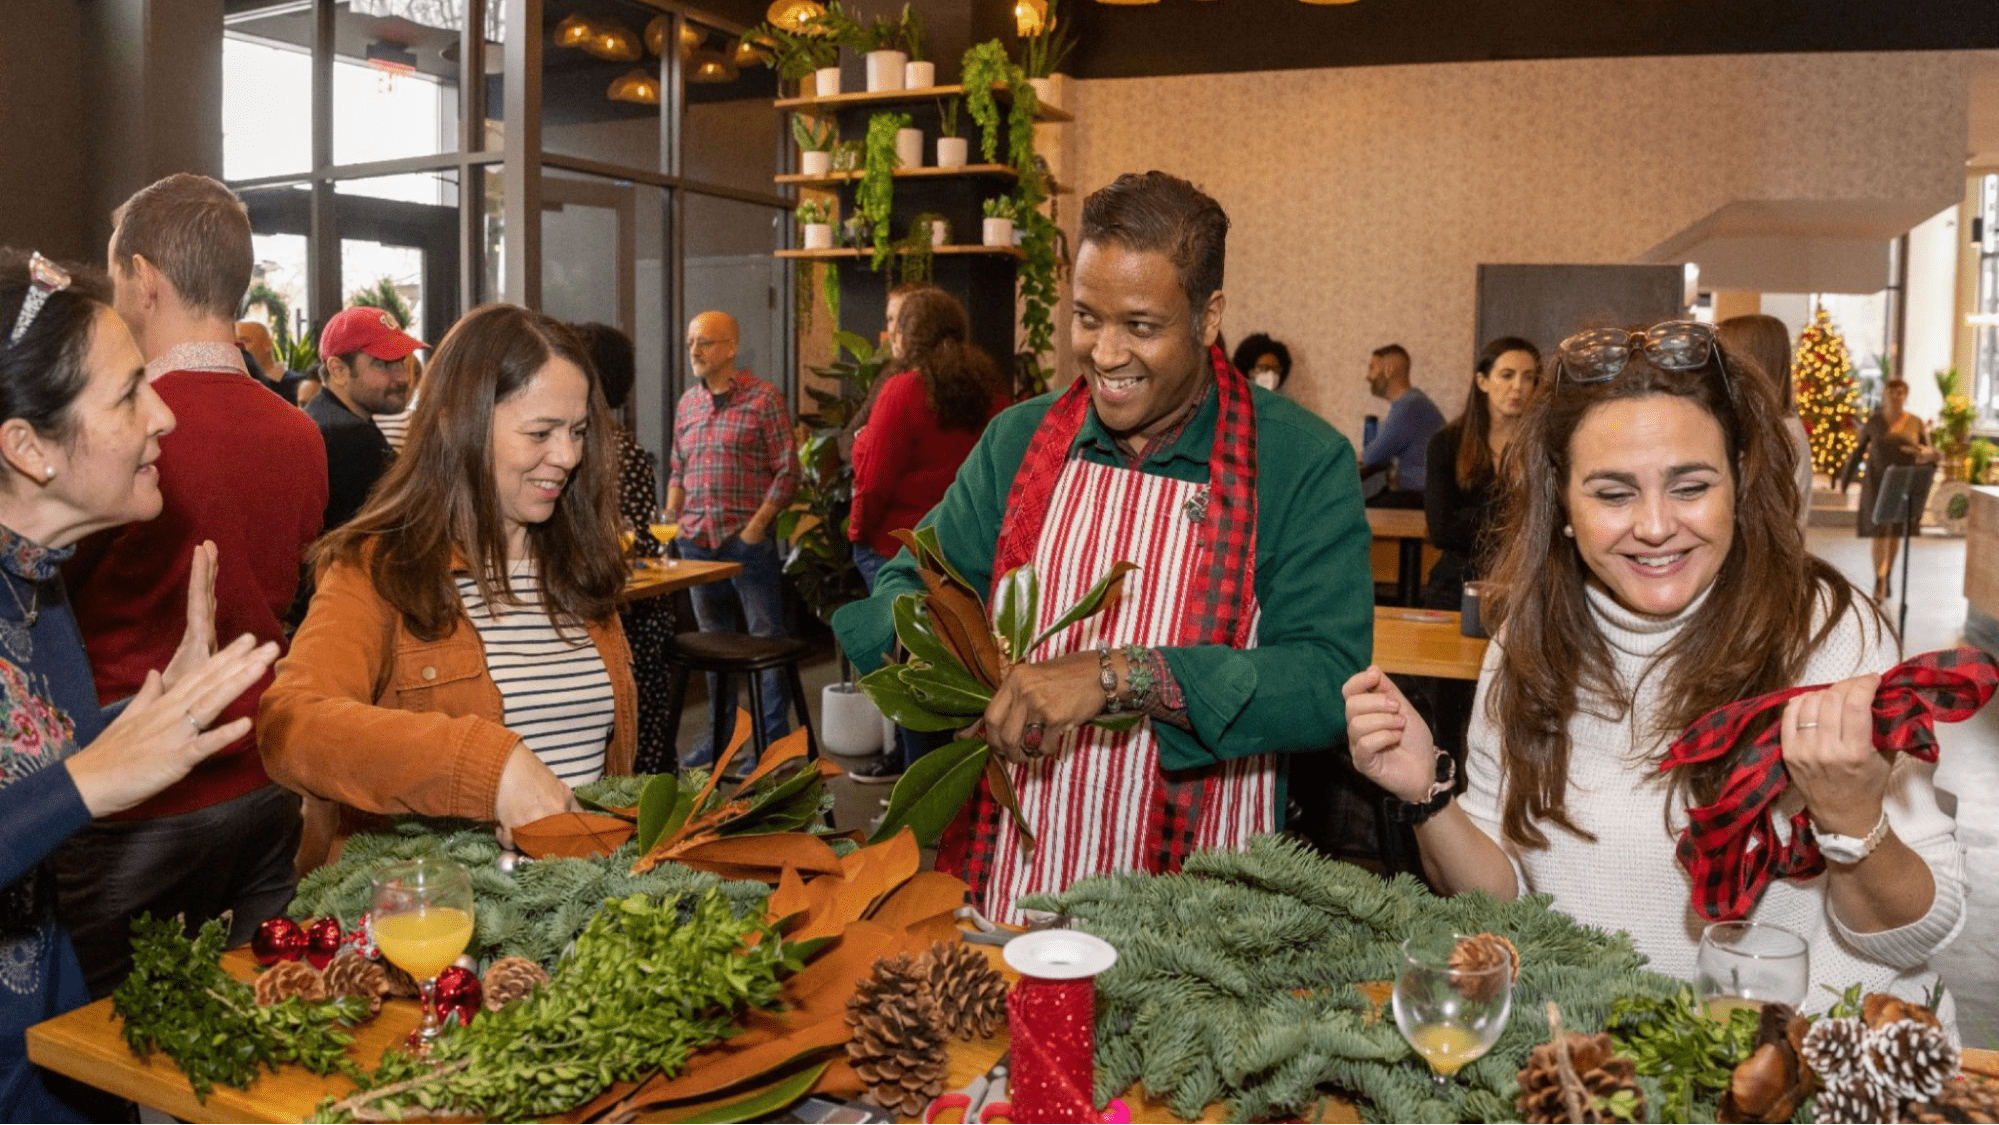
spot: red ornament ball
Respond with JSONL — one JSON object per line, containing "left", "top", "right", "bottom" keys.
{"left": 433, "top": 965, "right": 482, "bottom": 1027}
{"left": 252, "top": 916, "right": 307, "bottom": 966}
{"left": 305, "top": 916, "right": 345, "bottom": 970}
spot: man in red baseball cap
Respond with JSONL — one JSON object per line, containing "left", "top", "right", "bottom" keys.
{"left": 307, "top": 305, "right": 427, "bottom": 531}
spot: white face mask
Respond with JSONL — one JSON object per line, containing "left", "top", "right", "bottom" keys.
{"left": 1252, "top": 370, "right": 1281, "bottom": 391}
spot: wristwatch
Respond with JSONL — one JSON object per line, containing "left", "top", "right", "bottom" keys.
{"left": 1811, "top": 810, "right": 1890, "bottom": 865}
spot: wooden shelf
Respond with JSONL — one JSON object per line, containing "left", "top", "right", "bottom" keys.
{"left": 776, "top": 245, "right": 1026, "bottom": 260}
{"left": 775, "top": 83, "right": 1073, "bottom": 123}
{"left": 776, "top": 164, "right": 1017, "bottom": 186}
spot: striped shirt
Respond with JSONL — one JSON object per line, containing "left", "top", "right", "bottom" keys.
{"left": 374, "top": 397, "right": 416, "bottom": 453}
{"left": 454, "top": 562, "right": 613, "bottom": 786}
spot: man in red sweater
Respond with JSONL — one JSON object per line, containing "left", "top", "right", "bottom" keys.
{"left": 53, "top": 173, "right": 328, "bottom": 997}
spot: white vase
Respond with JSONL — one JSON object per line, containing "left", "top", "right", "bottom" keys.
{"left": 904, "top": 60, "right": 935, "bottom": 89}
{"left": 800, "top": 149, "right": 832, "bottom": 177}
{"left": 935, "top": 135, "right": 968, "bottom": 168}
{"left": 982, "top": 217, "right": 1014, "bottom": 246}
{"left": 930, "top": 219, "right": 949, "bottom": 246}
{"left": 865, "top": 49, "right": 907, "bottom": 92}
{"left": 814, "top": 66, "right": 841, "bottom": 98}
{"left": 820, "top": 683, "right": 884, "bottom": 759}
{"left": 802, "top": 223, "right": 834, "bottom": 250}
{"left": 894, "top": 127, "right": 923, "bottom": 171}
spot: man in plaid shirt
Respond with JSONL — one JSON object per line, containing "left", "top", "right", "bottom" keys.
{"left": 666, "top": 310, "right": 800, "bottom": 766}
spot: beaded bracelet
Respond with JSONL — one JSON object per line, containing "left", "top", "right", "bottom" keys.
{"left": 1098, "top": 642, "right": 1124, "bottom": 714}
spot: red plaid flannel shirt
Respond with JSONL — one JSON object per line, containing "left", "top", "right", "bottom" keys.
{"left": 668, "top": 371, "right": 799, "bottom": 549}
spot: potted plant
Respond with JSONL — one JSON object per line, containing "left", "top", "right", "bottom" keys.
{"left": 982, "top": 194, "right": 1018, "bottom": 246}
{"left": 853, "top": 8, "right": 909, "bottom": 92}
{"left": 1017, "top": 0, "right": 1078, "bottom": 109}
{"left": 829, "top": 138, "right": 865, "bottom": 173}
{"left": 763, "top": 17, "right": 842, "bottom": 97}
{"left": 792, "top": 113, "right": 836, "bottom": 176}
{"left": 1936, "top": 367, "right": 1977, "bottom": 481}
{"left": 894, "top": 121, "right": 924, "bottom": 172}
{"left": 901, "top": 5, "right": 934, "bottom": 89}
{"left": 797, "top": 198, "right": 835, "bottom": 250}
{"left": 934, "top": 98, "right": 968, "bottom": 168}
{"left": 859, "top": 111, "right": 910, "bottom": 268}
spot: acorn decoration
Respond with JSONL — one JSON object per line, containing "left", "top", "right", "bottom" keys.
{"left": 252, "top": 916, "right": 307, "bottom": 966}
{"left": 304, "top": 916, "right": 345, "bottom": 970}
{"left": 254, "top": 959, "right": 329, "bottom": 1006}
{"left": 482, "top": 956, "right": 550, "bottom": 1011}
{"left": 1719, "top": 1003, "right": 1814, "bottom": 1124}
{"left": 322, "top": 951, "right": 392, "bottom": 1018}
{"left": 846, "top": 953, "right": 951, "bottom": 1117}
{"left": 434, "top": 964, "right": 483, "bottom": 1027}
{"left": 1450, "top": 931, "right": 1520, "bottom": 1003}
{"left": 1803, "top": 993, "right": 1959, "bottom": 1124}
{"left": 920, "top": 940, "right": 1006, "bottom": 1040}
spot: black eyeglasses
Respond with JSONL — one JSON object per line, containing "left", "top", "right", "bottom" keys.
{"left": 1555, "top": 321, "right": 1725, "bottom": 387}
{"left": 6, "top": 253, "right": 72, "bottom": 350}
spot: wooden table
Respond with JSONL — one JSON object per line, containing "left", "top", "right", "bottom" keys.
{"left": 29, "top": 947, "right": 1999, "bottom": 1123}
{"left": 1373, "top": 607, "right": 1488, "bottom": 681}
{"left": 619, "top": 557, "right": 740, "bottom": 604}
{"left": 1366, "top": 507, "right": 1430, "bottom": 606}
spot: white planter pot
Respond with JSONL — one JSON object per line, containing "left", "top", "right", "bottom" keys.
{"left": 865, "top": 50, "right": 907, "bottom": 92}
{"left": 800, "top": 149, "right": 832, "bottom": 177}
{"left": 982, "top": 217, "right": 1014, "bottom": 246}
{"left": 814, "top": 66, "right": 841, "bottom": 98}
{"left": 930, "top": 219, "right": 949, "bottom": 246}
{"left": 820, "top": 683, "right": 884, "bottom": 759}
{"left": 935, "top": 135, "right": 968, "bottom": 168}
{"left": 904, "top": 60, "right": 935, "bottom": 89}
{"left": 894, "top": 127, "right": 923, "bottom": 171}
{"left": 802, "top": 223, "right": 834, "bottom": 250}
{"left": 1026, "top": 76, "right": 1054, "bottom": 109}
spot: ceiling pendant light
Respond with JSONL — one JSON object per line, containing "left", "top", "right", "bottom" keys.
{"left": 766, "top": 0, "right": 827, "bottom": 32}
{"left": 584, "top": 21, "right": 642, "bottom": 62}
{"left": 644, "top": 14, "right": 667, "bottom": 56}
{"left": 688, "top": 49, "right": 738, "bottom": 83}
{"left": 554, "top": 12, "right": 597, "bottom": 47}
{"left": 734, "top": 37, "right": 771, "bottom": 67}
{"left": 1014, "top": 0, "right": 1047, "bottom": 35}
{"left": 608, "top": 68, "right": 661, "bottom": 104}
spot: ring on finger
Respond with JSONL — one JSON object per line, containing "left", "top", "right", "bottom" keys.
{"left": 182, "top": 711, "right": 201, "bottom": 736}
{"left": 1023, "top": 722, "right": 1045, "bottom": 754}
{"left": 1797, "top": 721, "right": 1819, "bottom": 730}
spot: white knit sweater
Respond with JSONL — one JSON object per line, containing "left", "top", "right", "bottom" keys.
{"left": 1459, "top": 584, "right": 1967, "bottom": 1022}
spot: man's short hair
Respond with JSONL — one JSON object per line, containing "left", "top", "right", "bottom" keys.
{"left": 1371, "top": 344, "right": 1410, "bottom": 366}
{"left": 1079, "top": 171, "right": 1228, "bottom": 326}
{"left": 110, "top": 173, "right": 253, "bottom": 320}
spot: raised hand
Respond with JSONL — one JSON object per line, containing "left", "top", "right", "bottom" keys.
{"left": 1781, "top": 672, "right": 1890, "bottom": 840}
{"left": 1343, "top": 665, "right": 1441, "bottom": 804}
{"left": 160, "top": 540, "right": 219, "bottom": 691}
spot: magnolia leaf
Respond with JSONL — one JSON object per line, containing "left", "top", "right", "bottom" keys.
{"left": 893, "top": 525, "right": 978, "bottom": 600}
{"left": 925, "top": 583, "right": 1005, "bottom": 688}
{"left": 982, "top": 756, "right": 1035, "bottom": 856}
{"left": 510, "top": 811, "right": 635, "bottom": 859}
{"left": 856, "top": 665, "right": 969, "bottom": 732}
{"left": 1091, "top": 712, "right": 1143, "bottom": 733}
{"left": 892, "top": 593, "right": 964, "bottom": 672}
{"left": 1032, "top": 560, "right": 1140, "bottom": 650}
{"left": 868, "top": 738, "right": 990, "bottom": 846}
{"left": 900, "top": 663, "right": 993, "bottom": 715}
{"left": 992, "top": 563, "right": 1040, "bottom": 664}
{"left": 636, "top": 773, "right": 694, "bottom": 853}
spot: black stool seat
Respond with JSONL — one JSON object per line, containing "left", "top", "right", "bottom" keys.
{"left": 665, "top": 632, "right": 811, "bottom": 671}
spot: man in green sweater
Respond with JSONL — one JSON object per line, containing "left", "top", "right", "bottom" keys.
{"left": 833, "top": 171, "right": 1371, "bottom": 923}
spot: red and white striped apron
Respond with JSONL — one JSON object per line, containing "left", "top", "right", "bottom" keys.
{"left": 980, "top": 458, "right": 1277, "bottom": 925}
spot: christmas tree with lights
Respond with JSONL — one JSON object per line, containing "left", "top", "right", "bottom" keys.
{"left": 1793, "top": 306, "right": 1861, "bottom": 477}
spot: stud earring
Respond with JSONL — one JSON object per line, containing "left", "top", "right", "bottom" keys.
{"left": 42, "top": 466, "right": 54, "bottom": 481}
{"left": 1562, "top": 524, "right": 1574, "bottom": 537}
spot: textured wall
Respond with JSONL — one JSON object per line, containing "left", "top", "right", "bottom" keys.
{"left": 1061, "top": 51, "right": 1973, "bottom": 443}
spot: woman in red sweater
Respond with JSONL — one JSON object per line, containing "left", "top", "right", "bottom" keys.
{"left": 849, "top": 288, "right": 1010, "bottom": 589}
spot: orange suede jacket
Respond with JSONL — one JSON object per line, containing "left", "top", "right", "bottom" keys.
{"left": 259, "top": 553, "right": 637, "bottom": 823}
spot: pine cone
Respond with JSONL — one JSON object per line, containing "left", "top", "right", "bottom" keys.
{"left": 1451, "top": 932, "right": 1519, "bottom": 1003}
{"left": 1516, "top": 1030, "right": 1645, "bottom": 1124}
{"left": 1903, "top": 1074, "right": 1999, "bottom": 1123}
{"left": 379, "top": 957, "right": 421, "bottom": 999}
{"left": 1866, "top": 1019, "right": 1959, "bottom": 1102}
{"left": 1817, "top": 1071, "right": 1895, "bottom": 1125}
{"left": 1803, "top": 1018, "right": 1870, "bottom": 1083}
{"left": 482, "top": 956, "right": 550, "bottom": 1011}
{"left": 254, "top": 959, "right": 329, "bottom": 1006}
{"left": 1866, "top": 993, "right": 1946, "bottom": 1033}
{"left": 846, "top": 953, "right": 951, "bottom": 1117}
{"left": 322, "top": 952, "right": 389, "bottom": 1017}
{"left": 920, "top": 940, "right": 1007, "bottom": 1040}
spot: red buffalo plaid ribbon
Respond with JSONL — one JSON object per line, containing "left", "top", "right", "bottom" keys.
{"left": 1661, "top": 646, "right": 1998, "bottom": 923}
{"left": 942, "top": 345, "right": 1260, "bottom": 901}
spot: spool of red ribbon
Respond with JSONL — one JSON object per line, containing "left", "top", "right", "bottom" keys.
{"left": 999, "top": 930, "right": 1128, "bottom": 1124}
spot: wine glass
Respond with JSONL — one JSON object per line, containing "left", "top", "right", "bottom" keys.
{"left": 1392, "top": 934, "right": 1514, "bottom": 1086}
{"left": 617, "top": 517, "right": 639, "bottom": 567}
{"left": 370, "top": 857, "right": 475, "bottom": 1051}
{"left": 1694, "top": 921, "right": 1807, "bottom": 1020}
{"left": 650, "top": 506, "right": 681, "bottom": 568}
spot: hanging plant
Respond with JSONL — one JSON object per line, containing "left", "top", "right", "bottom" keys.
{"left": 859, "top": 111, "right": 911, "bottom": 270}
{"left": 958, "top": 39, "right": 1060, "bottom": 396}
{"left": 959, "top": 41, "right": 1018, "bottom": 165}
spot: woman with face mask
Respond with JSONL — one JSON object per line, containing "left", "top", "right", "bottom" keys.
{"left": 1345, "top": 321, "right": 1964, "bottom": 1025}
{"left": 1420, "top": 336, "right": 1540, "bottom": 609}
{"left": 1232, "top": 334, "right": 1291, "bottom": 393}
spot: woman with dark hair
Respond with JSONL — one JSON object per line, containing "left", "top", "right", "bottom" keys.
{"left": 1232, "top": 333, "right": 1292, "bottom": 392}
{"left": 1420, "top": 335, "right": 1539, "bottom": 608}
{"left": 1717, "top": 314, "right": 1812, "bottom": 530}
{"left": 849, "top": 287, "right": 1009, "bottom": 589}
{"left": 1841, "top": 378, "right": 1940, "bottom": 603}
{"left": 0, "top": 250, "right": 277, "bottom": 1117}
{"left": 1345, "top": 321, "right": 1963, "bottom": 1020}
{"left": 262, "top": 304, "right": 636, "bottom": 851}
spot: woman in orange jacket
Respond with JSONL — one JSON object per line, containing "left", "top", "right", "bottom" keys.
{"left": 260, "top": 305, "right": 635, "bottom": 859}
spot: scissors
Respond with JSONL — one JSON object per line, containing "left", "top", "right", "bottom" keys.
{"left": 924, "top": 1054, "right": 1010, "bottom": 1124}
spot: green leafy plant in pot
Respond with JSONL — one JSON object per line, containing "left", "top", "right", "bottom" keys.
{"left": 778, "top": 329, "right": 891, "bottom": 640}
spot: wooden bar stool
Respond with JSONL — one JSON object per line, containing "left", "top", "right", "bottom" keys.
{"left": 658, "top": 631, "right": 818, "bottom": 770}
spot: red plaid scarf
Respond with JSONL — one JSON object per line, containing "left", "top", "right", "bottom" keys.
{"left": 1660, "top": 646, "right": 1998, "bottom": 923}
{"left": 944, "top": 346, "right": 1260, "bottom": 900}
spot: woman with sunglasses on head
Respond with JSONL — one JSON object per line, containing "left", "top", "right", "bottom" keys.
{"left": 1345, "top": 320, "right": 1964, "bottom": 1020}
{"left": 0, "top": 251, "right": 278, "bottom": 1117}
{"left": 261, "top": 305, "right": 634, "bottom": 861}
{"left": 1420, "top": 336, "right": 1540, "bottom": 609}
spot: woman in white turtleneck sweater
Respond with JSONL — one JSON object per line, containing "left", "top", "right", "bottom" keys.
{"left": 1344, "top": 321, "right": 1965, "bottom": 1025}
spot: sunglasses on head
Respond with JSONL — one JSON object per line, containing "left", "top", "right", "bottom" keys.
{"left": 6, "top": 253, "right": 73, "bottom": 350}
{"left": 1554, "top": 320, "right": 1725, "bottom": 387}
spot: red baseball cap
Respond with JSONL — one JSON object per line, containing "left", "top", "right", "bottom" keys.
{"left": 321, "top": 306, "right": 428, "bottom": 361}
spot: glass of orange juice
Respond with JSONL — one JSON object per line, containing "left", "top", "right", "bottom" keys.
{"left": 651, "top": 507, "right": 681, "bottom": 568}
{"left": 1391, "top": 933, "right": 1513, "bottom": 1086}
{"left": 370, "top": 857, "right": 475, "bottom": 1050}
